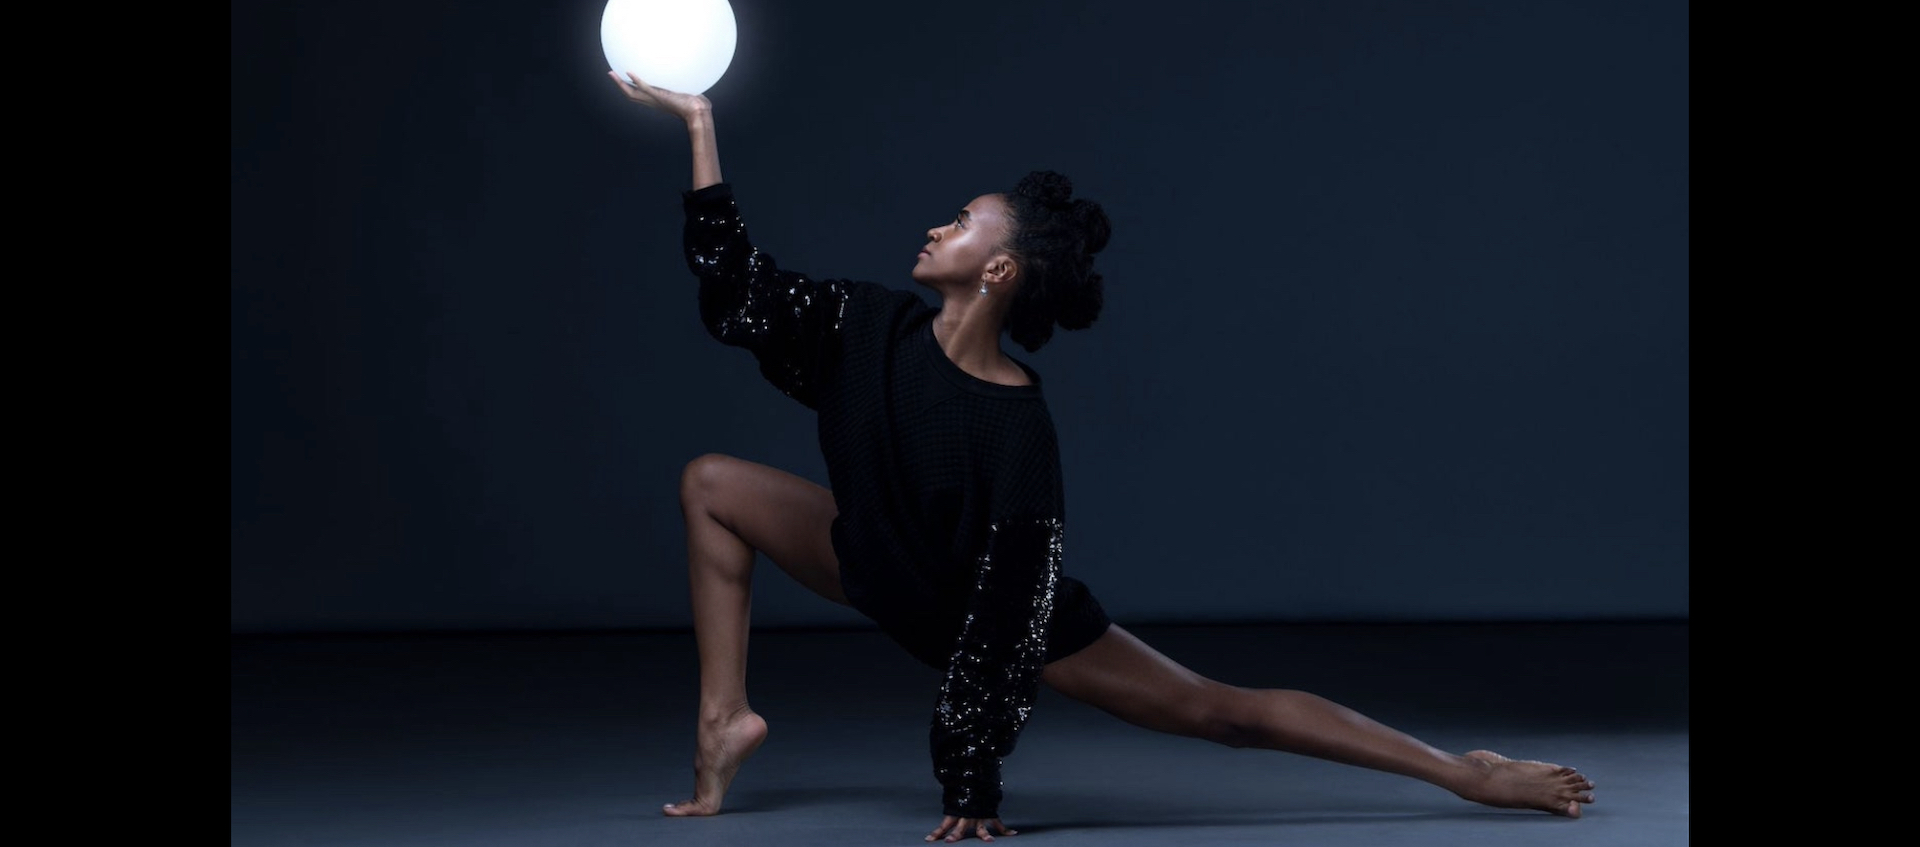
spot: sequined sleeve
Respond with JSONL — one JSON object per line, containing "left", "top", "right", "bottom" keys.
{"left": 684, "top": 182, "right": 851, "bottom": 410}
{"left": 929, "top": 417, "right": 1068, "bottom": 820}
{"left": 930, "top": 515, "right": 1063, "bottom": 819}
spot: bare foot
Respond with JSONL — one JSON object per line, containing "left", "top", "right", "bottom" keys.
{"left": 662, "top": 707, "right": 769, "bottom": 816}
{"left": 1454, "top": 750, "right": 1596, "bottom": 818}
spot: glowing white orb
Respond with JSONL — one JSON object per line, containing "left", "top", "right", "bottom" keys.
{"left": 601, "top": 0, "right": 737, "bottom": 96}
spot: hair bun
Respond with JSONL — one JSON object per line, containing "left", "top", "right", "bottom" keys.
{"left": 1071, "top": 200, "right": 1111, "bottom": 254}
{"left": 1015, "top": 171, "right": 1074, "bottom": 208}
{"left": 1055, "top": 271, "right": 1104, "bottom": 331}
{"left": 1001, "top": 169, "right": 1111, "bottom": 353}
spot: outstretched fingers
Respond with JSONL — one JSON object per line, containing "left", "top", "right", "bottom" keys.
{"left": 927, "top": 815, "right": 1018, "bottom": 842}
{"left": 607, "top": 70, "right": 651, "bottom": 100}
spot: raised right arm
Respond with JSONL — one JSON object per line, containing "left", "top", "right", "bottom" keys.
{"left": 613, "top": 72, "right": 855, "bottom": 409}
{"left": 607, "top": 71, "right": 721, "bottom": 190}
{"left": 680, "top": 183, "right": 851, "bottom": 409}
{"left": 684, "top": 107, "right": 722, "bottom": 192}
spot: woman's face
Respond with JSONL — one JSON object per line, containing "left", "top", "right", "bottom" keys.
{"left": 911, "top": 193, "right": 1017, "bottom": 290}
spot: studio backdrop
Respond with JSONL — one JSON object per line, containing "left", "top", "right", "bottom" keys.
{"left": 230, "top": 0, "right": 1689, "bottom": 633}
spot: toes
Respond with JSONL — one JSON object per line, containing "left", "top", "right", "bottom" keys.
{"left": 1560, "top": 786, "right": 1596, "bottom": 802}
{"left": 663, "top": 798, "right": 712, "bottom": 816}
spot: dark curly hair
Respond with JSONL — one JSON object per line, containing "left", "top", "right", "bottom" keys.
{"left": 998, "top": 171, "right": 1111, "bottom": 353}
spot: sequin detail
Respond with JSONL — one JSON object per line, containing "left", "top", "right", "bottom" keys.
{"left": 685, "top": 190, "right": 851, "bottom": 409}
{"left": 930, "top": 515, "right": 1064, "bottom": 819}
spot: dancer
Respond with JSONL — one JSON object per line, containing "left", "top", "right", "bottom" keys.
{"left": 610, "top": 72, "right": 1596, "bottom": 843}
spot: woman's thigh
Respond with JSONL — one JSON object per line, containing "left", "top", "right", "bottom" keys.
{"left": 1039, "top": 623, "right": 1229, "bottom": 738}
{"left": 682, "top": 453, "right": 849, "bottom": 606}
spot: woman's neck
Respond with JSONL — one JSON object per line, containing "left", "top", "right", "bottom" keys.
{"left": 931, "top": 298, "right": 1022, "bottom": 384}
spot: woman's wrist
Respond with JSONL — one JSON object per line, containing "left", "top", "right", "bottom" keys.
{"left": 686, "top": 105, "right": 722, "bottom": 190}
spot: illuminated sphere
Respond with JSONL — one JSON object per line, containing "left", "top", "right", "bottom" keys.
{"left": 601, "top": 0, "right": 737, "bottom": 95}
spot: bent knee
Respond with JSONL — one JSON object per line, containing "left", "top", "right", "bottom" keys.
{"left": 680, "top": 452, "right": 739, "bottom": 506}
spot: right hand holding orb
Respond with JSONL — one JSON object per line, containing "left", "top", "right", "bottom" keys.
{"left": 608, "top": 72, "right": 711, "bottom": 119}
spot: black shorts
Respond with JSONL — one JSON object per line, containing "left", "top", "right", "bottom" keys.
{"left": 842, "top": 567, "right": 1113, "bottom": 672}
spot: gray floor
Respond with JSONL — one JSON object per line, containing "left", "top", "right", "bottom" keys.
{"left": 231, "top": 623, "right": 1688, "bottom": 846}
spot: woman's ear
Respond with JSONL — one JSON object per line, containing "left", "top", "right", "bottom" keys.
{"left": 985, "top": 255, "right": 1019, "bottom": 283}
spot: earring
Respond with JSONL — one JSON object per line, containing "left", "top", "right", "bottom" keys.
{"left": 979, "top": 282, "right": 989, "bottom": 296}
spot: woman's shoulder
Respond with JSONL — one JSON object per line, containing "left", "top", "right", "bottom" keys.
{"left": 838, "top": 281, "right": 932, "bottom": 322}
{"left": 827, "top": 285, "right": 927, "bottom": 365}
{"left": 994, "top": 403, "right": 1061, "bottom": 464}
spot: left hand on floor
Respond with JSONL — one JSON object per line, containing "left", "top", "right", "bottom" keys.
{"left": 926, "top": 814, "right": 1018, "bottom": 842}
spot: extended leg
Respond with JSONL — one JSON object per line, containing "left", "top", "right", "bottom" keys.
{"left": 1040, "top": 624, "right": 1595, "bottom": 817}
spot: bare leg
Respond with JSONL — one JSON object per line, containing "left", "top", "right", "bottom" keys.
{"left": 664, "top": 454, "right": 848, "bottom": 816}
{"left": 1041, "top": 625, "right": 1596, "bottom": 817}
{"left": 1217, "top": 689, "right": 1595, "bottom": 816}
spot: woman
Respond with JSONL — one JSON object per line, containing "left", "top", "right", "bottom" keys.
{"left": 610, "top": 72, "right": 1597, "bottom": 843}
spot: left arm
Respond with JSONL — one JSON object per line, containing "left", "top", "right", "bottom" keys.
{"left": 928, "top": 416, "right": 1069, "bottom": 831}
{"left": 929, "top": 513, "right": 1065, "bottom": 821}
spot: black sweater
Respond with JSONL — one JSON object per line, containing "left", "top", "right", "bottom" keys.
{"left": 685, "top": 183, "right": 1096, "bottom": 819}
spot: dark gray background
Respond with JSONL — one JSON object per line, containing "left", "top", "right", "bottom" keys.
{"left": 230, "top": 0, "right": 1688, "bottom": 633}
